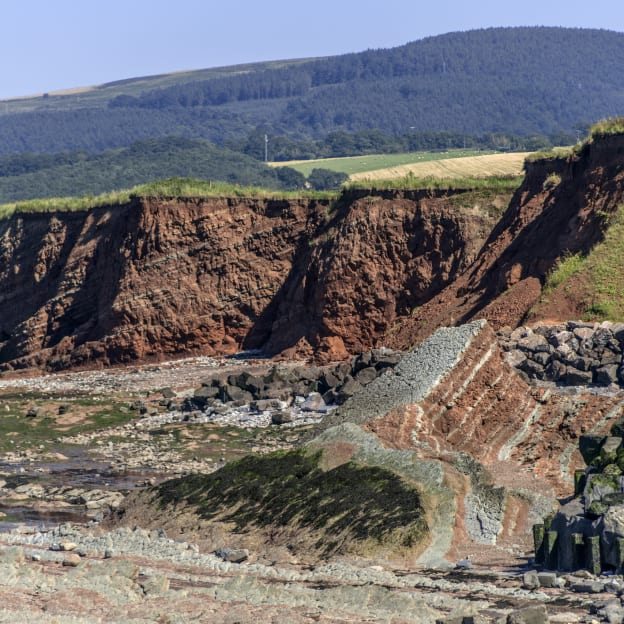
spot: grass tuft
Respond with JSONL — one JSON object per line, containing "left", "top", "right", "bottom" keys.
{"left": 589, "top": 117, "right": 624, "bottom": 139}
{"left": 543, "top": 252, "right": 586, "bottom": 293}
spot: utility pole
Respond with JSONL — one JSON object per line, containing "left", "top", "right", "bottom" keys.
{"left": 264, "top": 134, "right": 268, "bottom": 162}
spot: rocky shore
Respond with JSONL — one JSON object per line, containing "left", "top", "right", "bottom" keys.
{"left": 2, "top": 326, "right": 624, "bottom": 621}
{"left": 0, "top": 521, "right": 619, "bottom": 623}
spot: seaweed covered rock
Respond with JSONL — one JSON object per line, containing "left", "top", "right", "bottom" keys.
{"left": 114, "top": 448, "right": 429, "bottom": 562}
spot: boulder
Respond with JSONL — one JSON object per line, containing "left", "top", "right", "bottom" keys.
{"left": 250, "top": 399, "right": 282, "bottom": 412}
{"left": 595, "top": 365, "right": 619, "bottom": 386}
{"left": 62, "top": 553, "right": 82, "bottom": 567}
{"left": 517, "top": 333, "right": 551, "bottom": 353}
{"left": 597, "top": 505, "right": 624, "bottom": 568}
{"left": 579, "top": 436, "right": 607, "bottom": 466}
{"left": 335, "top": 376, "right": 363, "bottom": 404}
{"left": 300, "top": 393, "right": 327, "bottom": 413}
{"left": 194, "top": 385, "right": 220, "bottom": 399}
{"left": 518, "top": 358, "right": 545, "bottom": 379}
{"left": 600, "top": 350, "right": 621, "bottom": 366}
{"left": 271, "top": 411, "right": 293, "bottom": 425}
{"left": 528, "top": 351, "right": 551, "bottom": 367}
{"left": 506, "top": 604, "right": 548, "bottom": 624}
{"left": 545, "top": 360, "right": 567, "bottom": 381}
{"left": 319, "top": 370, "right": 342, "bottom": 392}
{"left": 214, "top": 547, "right": 249, "bottom": 563}
{"left": 221, "top": 385, "right": 253, "bottom": 404}
{"left": 351, "top": 351, "right": 372, "bottom": 373}
{"left": 547, "top": 330, "right": 573, "bottom": 348}
{"left": 355, "top": 366, "right": 378, "bottom": 385}
{"left": 564, "top": 369, "right": 593, "bottom": 385}
{"left": 264, "top": 366, "right": 297, "bottom": 386}
{"left": 569, "top": 581, "right": 605, "bottom": 593}
{"left": 537, "top": 572, "right": 558, "bottom": 588}
{"left": 522, "top": 570, "right": 539, "bottom": 589}
{"left": 234, "top": 372, "right": 265, "bottom": 396}
{"left": 371, "top": 349, "right": 402, "bottom": 368}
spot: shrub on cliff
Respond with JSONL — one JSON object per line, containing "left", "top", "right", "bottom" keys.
{"left": 307, "top": 168, "right": 348, "bottom": 191}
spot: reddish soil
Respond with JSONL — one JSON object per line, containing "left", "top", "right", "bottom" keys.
{"left": 386, "top": 136, "right": 624, "bottom": 350}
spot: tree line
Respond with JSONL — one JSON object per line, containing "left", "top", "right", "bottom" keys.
{"left": 0, "top": 137, "right": 348, "bottom": 203}
{"left": 0, "top": 27, "right": 621, "bottom": 156}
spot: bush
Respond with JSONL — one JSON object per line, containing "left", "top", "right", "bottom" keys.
{"left": 308, "top": 168, "right": 349, "bottom": 191}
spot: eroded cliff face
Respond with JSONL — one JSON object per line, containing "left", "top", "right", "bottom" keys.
{"left": 386, "top": 136, "right": 624, "bottom": 350}
{"left": 0, "top": 190, "right": 498, "bottom": 371}
{"left": 247, "top": 189, "right": 498, "bottom": 361}
{"left": 0, "top": 197, "right": 328, "bottom": 370}
{"left": 5, "top": 132, "right": 623, "bottom": 373}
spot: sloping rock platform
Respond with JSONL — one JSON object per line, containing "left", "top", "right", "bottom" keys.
{"left": 117, "top": 320, "right": 624, "bottom": 568}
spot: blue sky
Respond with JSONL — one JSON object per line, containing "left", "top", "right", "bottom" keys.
{"left": 1, "top": 0, "right": 623, "bottom": 99}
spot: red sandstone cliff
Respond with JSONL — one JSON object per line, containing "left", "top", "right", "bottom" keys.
{"left": 3, "top": 134, "right": 624, "bottom": 372}
{"left": 0, "top": 196, "right": 328, "bottom": 370}
{"left": 247, "top": 189, "right": 498, "bottom": 361}
{"left": 0, "top": 190, "right": 496, "bottom": 371}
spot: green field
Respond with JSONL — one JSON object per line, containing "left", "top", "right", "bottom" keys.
{"left": 271, "top": 149, "right": 494, "bottom": 177}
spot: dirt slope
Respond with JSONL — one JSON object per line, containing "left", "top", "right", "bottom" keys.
{"left": 386, "top": 135, "right": 624, "bottom": 350}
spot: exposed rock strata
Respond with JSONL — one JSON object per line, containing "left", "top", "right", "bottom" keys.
{"left": 0, "top": 196, "right": 328, "bottom": 369}
{"left": 310, "top": 321, "right": 624, "bottom": 564}
{"left": 0, "top": 190, "right": 498, "bottom": 370}
{"left": 249, "top": 189, "right": 498, "bottom": 360}
{"left": 108, "top": 321, "right": 624, "bottom": 568}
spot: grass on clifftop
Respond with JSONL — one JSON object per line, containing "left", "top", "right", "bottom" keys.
{"left": 0, "top": 177, "right": 337, "bottom": 220}
{"left": 525, "top": 117, "right": 624, "bottom": 166}
{"left": 540, "top": 206, "right": 624, "bottom": 320}
{"left": 154, "top": 448, "right": 428, "bottom": 558}
{"left": 0, "top": 172, "right": 522, "bottom": 221}
{"left": 590, "top": 117, "right": 624, "bottom": 139}
{"left": 346, "top": 173, "right": 524, "bottom": 192}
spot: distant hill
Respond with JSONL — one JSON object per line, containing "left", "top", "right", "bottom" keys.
{"left": 1, "top": 27, "right": 623, "bottom": 155}
{"left": 0, "top": 137, "right": 303, "bottom": 203}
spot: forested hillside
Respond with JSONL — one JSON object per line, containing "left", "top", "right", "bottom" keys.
{"left": 0, "top": 138, "right": 307, "bottom": 202}
{"left": 0, "top": 27, "right": 623, "bottom": 156}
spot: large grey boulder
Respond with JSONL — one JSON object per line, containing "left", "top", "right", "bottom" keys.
{"left": 597, "top": 505, "right": 624, "bottom": 568}
{"left": 595, "top": 365, "right": 619, "bottom": 386}
{"left": 506, "top": 604, "right": 548, "bottom": 624}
